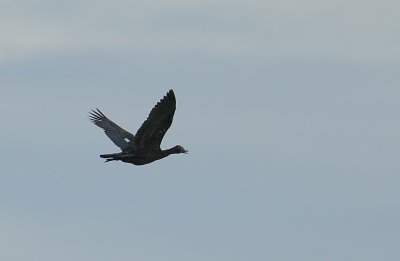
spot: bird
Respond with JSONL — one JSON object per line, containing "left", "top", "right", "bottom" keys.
{"left": 89, "top": 89, "right": 187, "bottom": 165}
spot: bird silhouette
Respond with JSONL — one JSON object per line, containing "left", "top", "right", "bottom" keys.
{"left": 89, "top": 90, "right": 187, "bottom": 165}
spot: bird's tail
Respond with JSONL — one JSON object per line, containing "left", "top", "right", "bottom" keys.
{"left": 100, "top": 152, "right": 124, "bottom": 163}
{"left": 100, "top": 153, "right": 123, "bottom": 158}
{"left": 100, "top": 152, "right": 134, "bottom": 163}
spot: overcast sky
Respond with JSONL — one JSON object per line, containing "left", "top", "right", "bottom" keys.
{"left": 1, "top": 0, "right": 400, "bottom": 260}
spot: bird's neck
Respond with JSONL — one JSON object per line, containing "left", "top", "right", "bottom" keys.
{"left": 162, "top": 147, "right": 180, "bottom": 156}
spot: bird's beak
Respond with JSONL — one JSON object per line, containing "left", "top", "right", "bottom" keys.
{"left": 184, "top": 149, "right": 188, "bottom": 154}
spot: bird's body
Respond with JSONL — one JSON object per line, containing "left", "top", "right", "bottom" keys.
{"left": 89, "top": 90, "right": 187, "bottom": 165}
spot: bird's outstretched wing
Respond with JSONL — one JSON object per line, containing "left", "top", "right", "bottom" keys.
{"left": 133, "top": 90, "right": 176, "bottom": 151}
{"left": 89, "top": 109, "right": 135, "bottom": 151}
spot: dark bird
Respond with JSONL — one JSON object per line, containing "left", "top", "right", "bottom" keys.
{"left": 89, "top": 90, "right": 187, "bottom": 165}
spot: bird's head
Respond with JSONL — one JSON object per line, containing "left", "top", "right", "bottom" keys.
{"left": 173, "top": 145, "right": 188, "bottom": 154}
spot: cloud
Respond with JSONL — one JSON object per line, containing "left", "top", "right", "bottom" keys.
{"left": 1, "top": 0, "right": 399, "bottom": 63}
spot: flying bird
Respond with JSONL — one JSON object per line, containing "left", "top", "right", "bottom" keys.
{"left": 89, "top": 90, "right": 187, "bottom": 165}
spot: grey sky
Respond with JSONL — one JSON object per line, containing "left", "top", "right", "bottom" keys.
{"left": 1, "top": 0, "right": 399, "bottom": 260}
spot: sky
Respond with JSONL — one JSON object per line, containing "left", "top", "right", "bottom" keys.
{"left": 1, "top": 0, "right": 400, "bottom": 260}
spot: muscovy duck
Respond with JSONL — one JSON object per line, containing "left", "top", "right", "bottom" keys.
{"left": 89, "top": 90, "right": 187, "bottom": 165}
